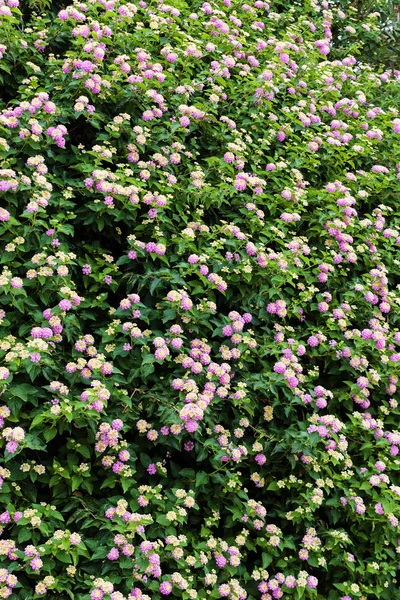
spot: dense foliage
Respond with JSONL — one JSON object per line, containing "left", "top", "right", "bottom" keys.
{"left": 331, "top": 0, "right": 400, "bottom": 68}
{"left": 1, "top": 0, "right": 400, "bottom": 598}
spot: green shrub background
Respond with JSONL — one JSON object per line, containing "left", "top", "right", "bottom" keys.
{"left": 1, "top": 0, "right": 400, "bottom": 598}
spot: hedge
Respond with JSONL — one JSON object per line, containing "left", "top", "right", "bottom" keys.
{"left": 1, "top": 0, "right": 400, "bottom": 598}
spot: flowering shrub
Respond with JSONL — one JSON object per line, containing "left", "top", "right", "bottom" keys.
{"left": 1, "top": 0, "right": 400, "bottom": 598}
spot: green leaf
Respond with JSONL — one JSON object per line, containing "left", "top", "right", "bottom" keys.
{"left": 91, "top": 547, "right": 108, "bottom": 560}
{"left": 55, "top": 551, "right": 72, "bottom": 564}
{"left": 43, "top": 427, "right": 58, "bottom": 442}
{"left": 195, "top": 471, "right": 209, "bottom": 487}
{"left": 71, "top": 475, "right": 83, "bottom": 492}
{"left": 18, "top": 528, "right": 32, "bottom": 543}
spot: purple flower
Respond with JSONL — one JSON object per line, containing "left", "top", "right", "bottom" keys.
{"left": 218, "top": 584, "right": 231, "bottom": 597}
{"left": 160, "top": 582, "right": 172, "bottom": 595}
{"left": 255, "top": 453, "right": 266, "bottom": 465}
{"left": 307, "top": 576, "right": 318, "bottom": 589}
{"left": 215, "top": 554, "right": 227, "bottom": 567}
{"left": 0, "top": 208, "right": 10, "bottom": 221}
{"left": 357, "top": 376, "right": 369, "bottom": 389}
{"left": 5, "top": 441, "right": 17, "bottom": 453}
{"left": 59, "top": 299, "right": 72, "bottom": 311}
{"left": 0, "top": 511, "right": 11, "bottom": 523}
{"left": 10, "top": 277, "right": 23, "bottom": 289}
{"left": 30, "top": 557, "right": 43, "bottom": 571}
{"left": 185, "top": 420, "right": 198, "bottom": 433}
{"left": 234, "top": 178, "right": 246, "bottom": 191}
{"left": 44, "top": 101, "right": 56, "bottom": 113}
{"left": 107, "top": 547, "right": 119, "bottom": 560}
{"left": 112, "top": 419, "right": 123, "bottom": 431}
{"left": 285, "top": 575, "right": 296, "bottom": 588}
